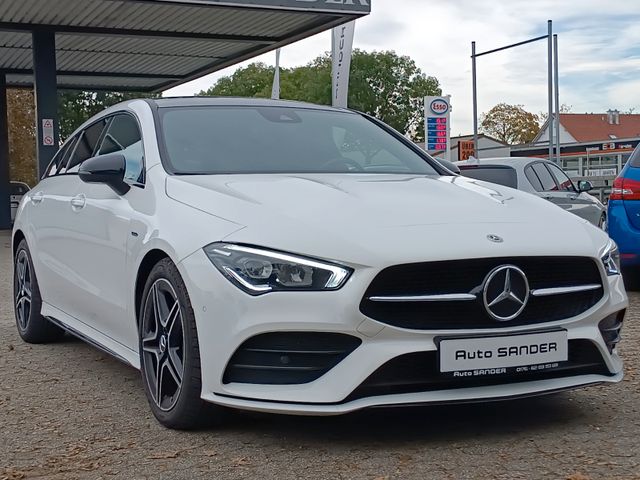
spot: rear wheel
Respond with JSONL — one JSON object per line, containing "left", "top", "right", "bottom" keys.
{"left": 13, "top": 240, "right": 64, "bottom": 343}
{"left": 622, "top": 266, "right": 640, "bottom": 291}
{"left": 139, "top": 258, "right": 223, "bottom": 429}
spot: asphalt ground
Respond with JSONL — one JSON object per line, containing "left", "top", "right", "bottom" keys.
{"left": 1, "top": 230, "right": 639, "bottom": 480}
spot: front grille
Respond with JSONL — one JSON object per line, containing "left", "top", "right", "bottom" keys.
{"left": 223, "top": 332, "right": 361, "bottom": 385}
{"left": 346, "top": 339, "right": 611, "bottom": 402}
{"left": 360, "top": 257, "right": 604, "bottom": 330}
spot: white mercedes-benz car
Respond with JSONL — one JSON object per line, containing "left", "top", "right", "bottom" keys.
{"left": 13, "top": 98, "right": 627, "bottom": 429}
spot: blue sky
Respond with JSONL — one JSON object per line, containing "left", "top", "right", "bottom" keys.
{"left": 164, "top": 0, "right": 640, "bottom": 135}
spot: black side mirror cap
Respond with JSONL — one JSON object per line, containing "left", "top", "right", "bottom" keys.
{"left": 79, "top": 153, "right": 130, "bottom": 195}
{"left": 436, "top": 158, "right": 461, "bottom": 174}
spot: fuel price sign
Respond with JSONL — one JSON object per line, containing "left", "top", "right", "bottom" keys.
{"left": 424, "top": 96, "right": 451, "bottom": 160}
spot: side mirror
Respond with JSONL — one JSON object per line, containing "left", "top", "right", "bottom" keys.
{"left": 79, "top": 153, "right": 130, "bottom": 195}
{"left": 577, "top": 180, "right": 593, "bottom": 193}
{"left": 436, "top": 158, "right": 461, "bottom": 174}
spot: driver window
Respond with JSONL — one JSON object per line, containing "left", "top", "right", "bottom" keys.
{"left": 546, "top": 163, "right": 575, "bottom": 192}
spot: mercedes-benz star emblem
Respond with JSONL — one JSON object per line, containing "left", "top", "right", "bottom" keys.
{"left": 487, "top": 234, "right": 503, "bottom": 243}
{"left": 482, "top": 265, "right": 529, "bottom": 321}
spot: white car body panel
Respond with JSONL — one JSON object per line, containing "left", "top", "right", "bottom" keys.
{"left": 12, "top": 98, "right": 627, "bottom": 415}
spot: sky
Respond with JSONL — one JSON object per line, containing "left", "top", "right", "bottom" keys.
{"left": 164, "top": 0, "right": 640, "bottom": 136}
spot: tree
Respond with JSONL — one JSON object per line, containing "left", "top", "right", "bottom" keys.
{"left": 480, "top": 103, "right": 540, "bottom": 144}
{"left": 8, "top": 89, "right": 37, "bottom": 186}
{"left": 199, "top": 50, "right": 441, "bottom": 141}
{"left": 538, "top": 103, "right": 572, "bottom": 125}
{"left": 58, "top": 90, "right": 158, "bottom": 140}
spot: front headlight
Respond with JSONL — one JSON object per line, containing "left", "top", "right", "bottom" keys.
{"left": 204, "top": 243, "right": 352, "bottom": 295}
{"left": 602, "top": 240, "right": 621, "bottom": 276}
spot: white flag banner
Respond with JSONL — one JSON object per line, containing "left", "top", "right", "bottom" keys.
{"left": 271, "top": 48, "right": 281, "bottom": 100}
{"left": 331, "top": 21, "right": 355, "bottom": 108}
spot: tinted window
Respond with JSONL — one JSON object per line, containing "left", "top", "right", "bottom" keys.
{"left": 98, "top": 114, "right": 144, "bottom": 183}
{"left": 45, "top": 136, "right": 77, "bottom": 177}
{"left": 530, "top": 162, "right": 557, "bottom": 191}
{"left": 459, "top": 166, "right": 517, "bottom": 188}
{"left": 546, "top": 163, "right": 575, "bottom": 192}
{"left": 159, "top": 106, "right": 439, "bottom": 175}
{"left": 10, "top": 183, "right": 28, "bottom": 195}
{"left": 67, "top": 119, "right": 108, "bottom": 173}
{"left": 629, "top": 145, "right": 640, "bottom": 167}
{"left": 524, "top": 165, "right": 544, "bottom": 191}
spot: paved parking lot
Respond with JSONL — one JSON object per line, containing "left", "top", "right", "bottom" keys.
{"left": 1, "top": 230, "right": 639, "bottom": 480}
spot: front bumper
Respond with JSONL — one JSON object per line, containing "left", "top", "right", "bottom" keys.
{"left": 179, "top": 249, "right": 627, "bottom": 415}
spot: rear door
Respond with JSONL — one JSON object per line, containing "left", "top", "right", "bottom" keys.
{"left": 32, "top": 118, "right": 109, "bottom": 317}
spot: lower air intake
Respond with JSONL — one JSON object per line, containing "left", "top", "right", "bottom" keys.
{"left": 223, "top": 332, "right": 361, "bottom": 385}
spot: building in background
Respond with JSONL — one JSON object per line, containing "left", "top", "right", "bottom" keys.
{"left": 514, "top": 110, "right": 640, "bottom": 177}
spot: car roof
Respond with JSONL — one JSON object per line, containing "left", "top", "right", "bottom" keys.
{"left": 457, "top": 157, "right": 547, "bottom": 168}
{"left": 148, "top": 96, "right": 352, "bottom": 113}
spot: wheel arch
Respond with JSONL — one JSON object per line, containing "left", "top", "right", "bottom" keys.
{"left": 135, "top": 249, "right": 171, "bottom": 325}
{"left": 12, "top": 229, "right": 26, "bottom": 257}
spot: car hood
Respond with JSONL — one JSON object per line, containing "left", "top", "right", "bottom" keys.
{"left": 166, "top": 174, "right": 609, "bottom": 266}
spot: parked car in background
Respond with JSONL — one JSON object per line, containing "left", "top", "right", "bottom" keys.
{"left": 458, "top": 157, "right": 606, "bottom": 229}
{"left": 10, "top": 181, "right": 30, "bottom": 224}
{"left": 608, "top": 145, "right": 640, "bottom": 288}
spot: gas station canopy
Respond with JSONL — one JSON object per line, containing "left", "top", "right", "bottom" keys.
{"left": 0, "top": 0, "right": 370, "bottom": 92}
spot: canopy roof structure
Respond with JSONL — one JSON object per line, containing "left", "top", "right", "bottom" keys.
{"left": 0, "top": 0, "right": 371, "bottom": 229}
{"left": 0, "top": 0, "right": 370, "bottom": 92}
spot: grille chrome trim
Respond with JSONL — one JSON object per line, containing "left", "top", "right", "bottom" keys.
{"left": 531, "top": 284, "right": 602, "bottom": 297}
{"left": 368, "top": 293, "right": 477, "bottom": 302}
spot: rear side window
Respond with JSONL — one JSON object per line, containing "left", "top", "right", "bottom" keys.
{"left": 45, "top": 136, "right": 78, "bottom": 177}
{"left": 10, "top": 183, "right": 28, "bottom": 195}
{"left": 66, "top": 119, "right": 109, "bottom": 173}
{"left": 524, "top": 165, "right": 544, "bottom": 191}
{"left": 629, "top": 145, "right": 640, "bottom": 167}
{"left": 98, "top": 114, "right": 144, "bottom": 184}
{"left": 529, "top": 163, "right": 557, "bottom": 192}
{"left": 459, "top": 166, "right": 517, "bottom": 188}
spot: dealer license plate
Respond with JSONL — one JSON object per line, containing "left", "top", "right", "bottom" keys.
{"left": 439, "top": 330, "right": 568, "bottom": 373}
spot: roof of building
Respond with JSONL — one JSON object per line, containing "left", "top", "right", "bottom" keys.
{"left": 557, "top": 113, "right": 640, "bottom": 142}
{"left": 0, "top": 0, "right": 369, "bottom": 92}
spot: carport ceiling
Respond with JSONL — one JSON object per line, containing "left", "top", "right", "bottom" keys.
{"left": 0, "top": 0, "right": 370, "bottom": 92}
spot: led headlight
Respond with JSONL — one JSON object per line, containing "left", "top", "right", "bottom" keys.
{"left": 602, "top": 240, "right": 621, "bottom": 276}
{"left": 204, "top": 243, "right": 352, "bottom": 295}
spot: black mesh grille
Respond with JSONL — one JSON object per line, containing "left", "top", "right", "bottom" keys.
{"left": 347, "top": 339, "right": 610, "bottom": 401}
{"left": 360, "top": 257, "right": 604, "bottom": 330}
{"left": 223, "top": 332, "right": 361, "bottom": 385}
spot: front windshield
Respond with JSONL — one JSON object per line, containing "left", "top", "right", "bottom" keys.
{"left": 158, "top": 106, "right": 440, "bottom": 175}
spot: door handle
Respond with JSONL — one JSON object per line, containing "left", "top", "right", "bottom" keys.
{"left": 70, "top": 194, "right": 86, "bottom": 210}
{"left": 31, "top": 191, "right": 44, "bottom": 204}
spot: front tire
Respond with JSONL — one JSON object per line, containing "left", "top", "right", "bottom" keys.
{"left": 139, "top": 258, "right": 222, "bottom": 429}
{"left": 13, "top": 240, "right": 64, "bottom": 343}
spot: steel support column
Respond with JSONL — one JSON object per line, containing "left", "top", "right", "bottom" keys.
{"left": 32, "top": 30, "right": 58, "bottom": 177}
{"left": 0, "top": 73, "right": 10, "bottom": 229}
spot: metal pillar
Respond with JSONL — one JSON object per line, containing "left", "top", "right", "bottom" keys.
{"left": 0, "top": 73, "right": 10, "bottom": 229}
{"left": 547, "top": 20, "right": 553, "bottom": 162}
{"left": 471, "top": 41, "right": 478, "bottom": 158}
{"left": 32, "top": 30, "right": 59, "bottom": 178}
{"left": 553, "top": 34, "right": 561, "bottom": 163}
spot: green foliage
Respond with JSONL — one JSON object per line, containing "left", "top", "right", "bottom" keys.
{"left": 58, "top": 90, "right": 159, "bottom": 140}
{"left": 199, "top": 50, "right": 441, "bottom": 141}
{"left": 480, "top": 103, "right": 541, "bottom": 145}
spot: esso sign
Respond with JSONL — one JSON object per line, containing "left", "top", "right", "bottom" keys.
{"left": 430, "top": 99, "right": 449, "bottom": 115}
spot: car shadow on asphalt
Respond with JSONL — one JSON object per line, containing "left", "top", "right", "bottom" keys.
{"left": 225, "top": 394, "right": 587, "bottom": 444}
{"left": 49, "top": 333, "right": 593, "bottom": 444}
